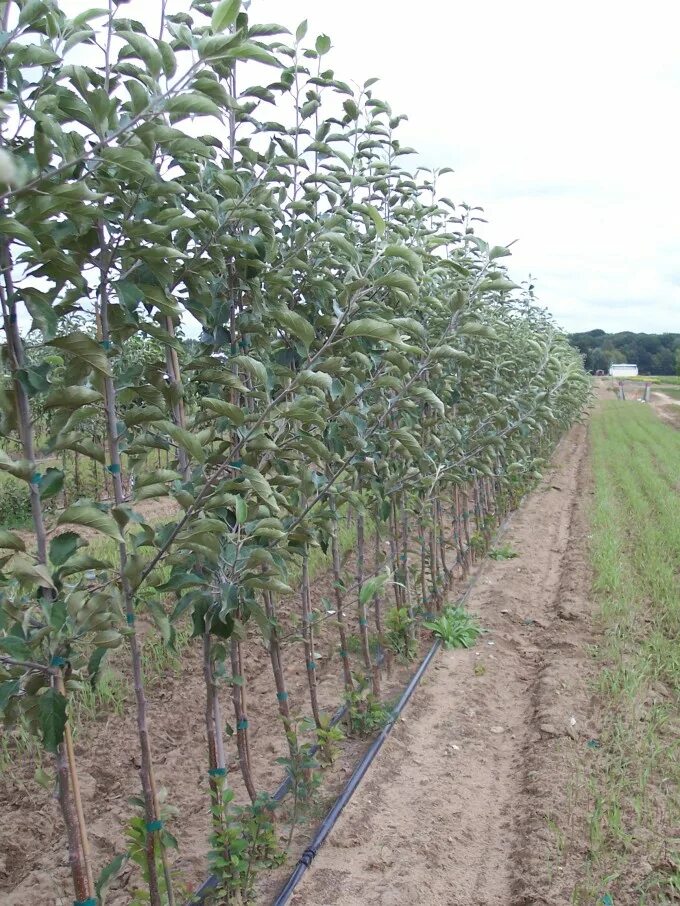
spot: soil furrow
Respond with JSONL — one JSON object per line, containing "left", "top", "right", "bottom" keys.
{"left": 290, "top": 422, "right": 593, "bottom": 905}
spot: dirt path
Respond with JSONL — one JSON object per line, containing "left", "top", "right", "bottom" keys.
{"left": 291, "top": 421, "right": 597, "bottom": 906}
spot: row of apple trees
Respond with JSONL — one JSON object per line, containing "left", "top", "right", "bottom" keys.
{"left": 0, "top": 0, "right": 589, "bottom": 902}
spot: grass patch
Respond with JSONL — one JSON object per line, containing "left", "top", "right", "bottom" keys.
{"left": 576, "top": 400, "right": 680, "bottom": 903}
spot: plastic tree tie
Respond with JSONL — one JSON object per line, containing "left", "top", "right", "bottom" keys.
{"left": 30, "top": 473, "right": 42, "bottom": 485}
{"left": 100, "top": 340, "right": 112, "bottom": 350}
{"left": 276, "top": 691, "right": 288, "bottom": 701}
{"left": 339, "top": 650, "right": 347, "bottom": 658}
{"left": 51, "top": 655, "right": 66, "bottom": 667}
{"left": 74, "top": 899, "right": 97, "bottom": 906}
{"left": 208, "top": 767, "right": 226, "bottom": 777}
{"left": 145, "top": 820, "right": 163, "bottom": 832}
{"left": 126, "top": 612, "right": 135, "bottom": 625}
{"left": 237, "top": 719, "right": 249, "bottom": 730}
{"left": 230, "top": 459, "right": 243, "bottom": 469}
{"left": 107, "top": 463, "right": 121, "bottom": 474}
{"left": 359, "top": 619, "right": 368, "bottom": 627}
{"left": 306, "top": 661, "right": 316, "bottom": 671}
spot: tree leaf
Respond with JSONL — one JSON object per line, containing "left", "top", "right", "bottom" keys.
{"left": 202, "top": 398, "right": 245, "bottom": 425}
{"left": 392, "top": 427, "right": 424, "bottom": 460}
{"left": 48, "top": 333, "right": 111, "bottom": 376}
{"left": 212, "top": 0, "right": 240, "bottom": 32}
{"left": 272, "top": 307, "right": 315, "bottom": 350}
{"left": 38, "top": 688, "right": 67, "bottom": 754}
{"left": 96, "top": 852, "right": 129, "bottom": 906}
{"left": 384, "top": 244, "right": 423, "bottom": 274}
{"left": 0, "top": 530, "right": 26, "bottom": 552}
{"left": 0, "top": 679, "right": 21, "bottom": 715}
{"left": 58, "top": 505, "right": 124, "bottom": 543}
{"left": 344, "top": 318, "right": 402, "bottom": 345}
{"left": 7, "top": 555, "right": 55, "bottom": 589}
{"left": 49, "top": 532, "right": 82, "bottom": 567}
{"left": 166, "top": 93, "right": 223, "bottom": 120}
{"left": 231, "top": 355, "right": 268, "bottom": 388}
{"left": 38, "top": 468, "right": 64, "bottom": 501}
{"left": 44, "top": 386, "right": 103, "bottom": 409}
{"left": 240, "top": 465, "right": 279, "bottom": 513}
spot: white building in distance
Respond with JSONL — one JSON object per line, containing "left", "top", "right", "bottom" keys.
{"left": 609, "top": 363, "right": 639, "bottom": 377}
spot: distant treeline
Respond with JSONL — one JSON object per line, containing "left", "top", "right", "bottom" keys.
{"left": 568, "top": 330, "right": 680, "bottom": 375}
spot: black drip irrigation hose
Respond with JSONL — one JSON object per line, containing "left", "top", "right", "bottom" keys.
{"left": 186, "top": 501, "right": 521, "bottom": 906}
{"left": 271, "top": 506, "right": 520, "bottom": 906}
{"left": 272, "top": 637, "right": 441, "bottom": 906}
{"left": 185, "top": 653, "right": 385, "bottom": 905}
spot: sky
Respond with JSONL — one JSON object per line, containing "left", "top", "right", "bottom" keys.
{"left": 247, "top": 0, "right": 680, "bottom": 334}
{"left": 49, "top": 0, "right": 680, "bottom": 334}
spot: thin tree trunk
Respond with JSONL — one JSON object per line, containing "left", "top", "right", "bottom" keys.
{"left": 356, "top": 505, "right": 377, "bottom": 696}
{"left": 97, "top": 226, "right": 167, "bottom": 906}
{"left": 230, "top": 636, "right": 257, "bottom": 802}
{"left": 263, "top": 590, "right": 294, "bottom": 740}
{"left": 329, "top": 496, "right": 354, "bottom": 693}
{"left": 301, "top": 549, "right": 322, "bottom": 726}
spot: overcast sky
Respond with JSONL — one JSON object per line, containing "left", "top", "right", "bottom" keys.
{"left": 250, "top": 0, "right": 680, "bottom": 334}
{"left": 53, "top": 0, "right": 680, "bottom": 335}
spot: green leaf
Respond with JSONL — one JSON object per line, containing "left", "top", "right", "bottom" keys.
{"left": 0, "top": 680, "right": 21, "bottom": 715}
{"left": 96, "top": 852, "right": 129, "bottom": 905}
{"left": 47, "top": 333, "right": 111, "bottom": 376}
{"left": 0, "top": 530, "right": 25, "bottom": 552}
{"left": 359, "top": 573, "right": 387, "bottom": 606}
{"left": 392, "top": 427, "right": 424, "bottom": 460}
{"left": 166, "top": 93, "right": 223, "bottom": 120}
{"left": 49, "top": 532, "right": 82, "bottom": 567}
{"left": 478, "top": 277, "right": 518, "bottom": 293}
{"left": 315, "top": 34, "right": 331, "bottom": 55}
{"left": 7, "top": 555, "right": 55, "bottom": 589}
{"left": 234, "top": 496, "right": 247, "bottom": 525}
{"left": 241, "top": 465, "right": 279, "bottom": 513}
{"left": 384, "top": 244, "right": 423, "bottom": 274}
{"left": 344, "top": 318, "right": 402, "bottom": 345}
{"left": 165, "top": 423, "right": 205, "bottom": 463}
{"left": 118, "top": 30, "right": 163, "bottom": 78}
{"left": 59, "top": 553, "right": 113, "bottom": 578}
{"left": 38, "top": 688, "right": 67, "bottom": 754}
{"left": 44, "top": 386, "right": 103, "bottom": 409}
{"left": 411, "top": 387, "right": 445, "bottom": 415}
{"left": 231, "top": 355, "right": 268, "bottom": 388}
{"left": 0, "top": 636, "right": 32, "bottom": 660}
{"left": 212, "top": 0, "right": 240, "bottom": 32}
{"left": 0, "top": 217, "right": 40, "bottom": 251}
{"left": 202, "top": 398, "right": 245, "bottom": 424}
{"left": 364, "top": 203, "right": 385, "bottom": 236}
{"left": 38, "top": 468, "right": 64, "bottom": 500}
{"left": 273, "top": 307, "right": 315, "bottom": 350}
{"left": 224, "top": 42, "right": 279, "bottom": 66}
{"left": 58, "top": 505, "right": 124, "bottom": 543}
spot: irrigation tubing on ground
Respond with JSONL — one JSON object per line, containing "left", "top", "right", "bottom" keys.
{"left": 270, "top": 505, "right": 524, "bottom": 905}
{"left": 184, "top": 660, "right": 383, "bottom": 905}
{"left": 185, "top": 495, "right": 525, "bottom": 906}
{"left": 271, "top": 636, "right": 441, "bottom": 906}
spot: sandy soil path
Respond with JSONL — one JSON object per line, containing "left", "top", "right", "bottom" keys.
{"left": 291, "top": 421, "right": 596, "bottom": 906}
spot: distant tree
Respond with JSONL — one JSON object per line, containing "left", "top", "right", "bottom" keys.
{"left": 569, "top": 331, "right": 680, "bottom": 374}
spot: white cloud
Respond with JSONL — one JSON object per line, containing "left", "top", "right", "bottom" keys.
{"left": 48, "top": 0, "right": 680, "bottom": 335}
{"left": 252, "top": 0, "right": 680, "bottom": 333}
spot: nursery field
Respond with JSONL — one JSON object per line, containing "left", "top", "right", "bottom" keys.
{"left": 288, "top": 398, "right": 680, "bottom": 906}
{"left": 0, "top": 1, "right": 597, "bottom": 905}
{"left": 582, "top": 400, "right": 680, "bottom": 904}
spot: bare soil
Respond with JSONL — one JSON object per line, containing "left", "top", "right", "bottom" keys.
{"left": 1, "top": 421, "right": 601, "bottom": 906}
{"left": 0, "top": 518, "right": 435, "bottom": 905}
{"left": 289, "top": 421, "right": 599, "bottom": 906}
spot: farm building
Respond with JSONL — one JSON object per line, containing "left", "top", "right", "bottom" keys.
{"left": 609, "top": 363, "right": 638, "bottom": 377}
